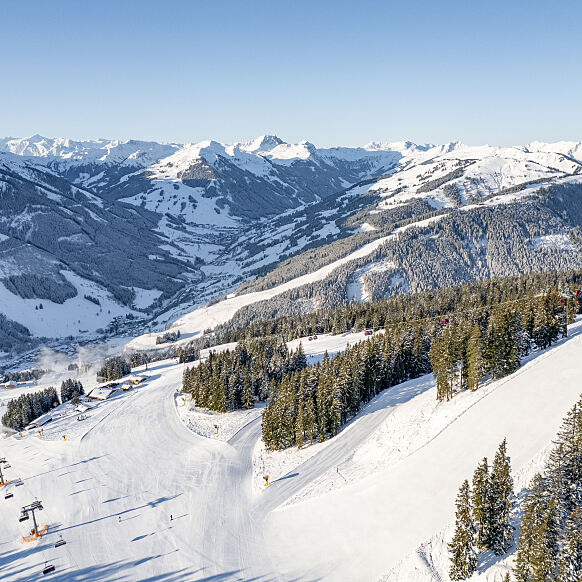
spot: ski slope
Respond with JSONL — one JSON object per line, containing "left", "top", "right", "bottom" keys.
{"left": 263, "top": 320, "right": 582, "bottom": 581}
{"left": 1, "top": 322, "right": 582, "bottom": 581}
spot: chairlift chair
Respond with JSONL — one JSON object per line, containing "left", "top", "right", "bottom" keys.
{"left": 4, "top": 464, "right": 10, "bottom": 469}
{"left": 55, "top": 536, "right": 66, "bottom": 548}
{"left": 5, "top": 491, "right": 13, "bottom": 499}
{"left": 42, "top": 561, "right": 55, "bottom": 575}
{"left": 15, "top": 479, "right": 24, "bottom": 487}
{"left": 19, "top": 513, "right": 29, "bottom": 522}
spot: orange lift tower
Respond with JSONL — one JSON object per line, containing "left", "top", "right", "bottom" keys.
{"left": 20, "top": 500, "right": 48, "bottom": 542}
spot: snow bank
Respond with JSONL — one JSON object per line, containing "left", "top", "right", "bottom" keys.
{"left": 175, "top": 392, "right": 263, "bottom": 442}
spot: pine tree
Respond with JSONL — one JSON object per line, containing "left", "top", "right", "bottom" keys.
{"left": 472, "top": 457, "right": 492, "bottom": 551}
{"left": 514, "top": 474, "right": 556, "bottom": 582}
{"left": 484, "top": 310, "right": 520, "bottom": 379}
{"left": 242, "top": 376, "right": 254, "bottom": 409}
{"left": 430, "top": 324, "right": 457, "bottom": 401}
{"left": 489, "top": 438, "right": 515, "bottom": 555}
{"left": 529, "top": 497, "right": 559, "bottom": 581}
{"left": 295, "top": 399, "right": 305, "bottom": 449}
{"left": 558, "top": 507, "right": 582, "bottom": 582}
{"left": 546, "top": 401, "right": 582, "bottom": 521}
{"left": 303, "top": 395, "right": 316, "bottom": 444}
{"left": 466, "top": 323, "right": 484, "bottom": 391}
{"left": 448, "top": 479, "right": 478, "bottom": 580}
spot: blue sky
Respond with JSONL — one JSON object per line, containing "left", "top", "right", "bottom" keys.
{"left": 2, "top": 0, "right": 580, "bottom": 146}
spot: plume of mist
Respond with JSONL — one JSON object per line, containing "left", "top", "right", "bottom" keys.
{"left": 33, "top": 339, "right": 126, "bottom": 388}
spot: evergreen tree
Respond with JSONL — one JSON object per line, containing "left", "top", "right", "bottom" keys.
{"left": 472, "top": 457, "right": 492, "bottom": 551}
{"left": 295, "top": 399, "right": 305, "bottom": 449}
{"left": 466, "top": 323, "right": 484, "bottom": 391}
{"left": 430, "top": 324, "right": 457, "bottom": 401}
{"left": 546, "top": 402, "right": 582, "bottom": 520}
{"left": 60, "top": 378, "right": 84, "bottom": 402}
{"left": 489, "top": 438, "right": 515, "bottom": 555}
{"left": 448, "top": 479, "right": 478, "bottom": 580}
{"left": 242, "top": 376, "right": 254, "bottom": 409}
{"left": 303, "top": 396, "right": 316, "bottom": 444}
{"left": 529, "top": 497, "right": 559, "bottom": 581}
{"left": 557, "top": 507, "right": 582, "bottom": 582}
{"left": 514, "top": 474, "right": 557, "bottom": 582}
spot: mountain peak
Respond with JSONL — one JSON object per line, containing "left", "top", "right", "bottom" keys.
{"left": 239, "top": 135, "right": 286, "bottom": 153}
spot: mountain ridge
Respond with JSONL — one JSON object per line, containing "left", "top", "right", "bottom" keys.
{"left": 1, "top": 134, "right": 582, "bottom": 364}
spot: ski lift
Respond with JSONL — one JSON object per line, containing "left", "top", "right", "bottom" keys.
{"left": 42, "top": 561, "right": 55, "bottom": 575}
{"left": 5, "top": 491, "right": 13, "bottom": 499}
{"left": 54, "top": 535, "right": 66, "bottom": 548}
{"left": 19, "top": 513, "right": 29, "bottom": 522}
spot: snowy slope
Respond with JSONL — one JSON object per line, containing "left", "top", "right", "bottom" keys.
{"left": 263, "top": 319, "right": 582, "bottom": 581}
{"left": 1, "top": 322, "right": 581, "bottom": 581}
{"left": 126, "top": 225, "right": 415, "bottom": 351}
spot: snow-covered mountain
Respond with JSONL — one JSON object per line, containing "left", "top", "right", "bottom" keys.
{"left": 2, "top": 134, "right": 582, "bottom": 360}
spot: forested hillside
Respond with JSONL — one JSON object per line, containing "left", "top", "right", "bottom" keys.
{"left": 182, "top": 268, "right": 581, "bottom": 450}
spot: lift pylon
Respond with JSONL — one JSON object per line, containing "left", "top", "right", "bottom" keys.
{"left": 20, "top": 500, "right": 47, "bottom": 542}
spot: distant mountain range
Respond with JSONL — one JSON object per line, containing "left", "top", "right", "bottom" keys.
{"left": 1, "top": 134, "right": 582, "bottom": 359}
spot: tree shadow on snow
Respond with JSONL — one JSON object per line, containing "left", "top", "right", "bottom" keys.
{"left": 22, "top": 455, "right": 108, "bottom": 481}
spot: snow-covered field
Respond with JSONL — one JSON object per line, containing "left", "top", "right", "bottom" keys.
{"left": 1, "top": 318, "right": 581, "bottom": 580}
{"left": 0, "top": 270, "right": 143, "bottom": 340}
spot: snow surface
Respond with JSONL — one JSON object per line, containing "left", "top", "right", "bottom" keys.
{"left": 0, "top": 270, "right": 141, "bottom": 339}
{"left": 1, "top": 319, "right": 582, "bottom": 581}
{"left": 264, "top": 319, "right": 582, "bottom": 581}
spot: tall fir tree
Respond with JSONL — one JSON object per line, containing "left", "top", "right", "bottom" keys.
{"left": 466, "top": 323, "right": 484, "bottom": 391}
{"left": 472, "top": 457, "right": 493, "bottom": 551}
{"left": 449, "top": 479, "right": 478, "bottom": 580}
{"left": 489, "top": 439, "right": 515, "bottom": 555}
{"left": 557, "top": 507, "right": 582, "bottom": 582}
{"left": 514, "top": 474, "right": 557, "bottom": 582}
{"left": 242, "top": 376, "right": 254, "bottom": 410}
{"left": 529, "top": 497, "right": 559, "bottom": 581}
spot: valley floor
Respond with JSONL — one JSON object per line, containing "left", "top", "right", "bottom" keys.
{"left": 1, "top": 321, "right": 581, "bottom": 581}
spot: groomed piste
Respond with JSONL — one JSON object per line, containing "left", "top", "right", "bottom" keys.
{"left": 1, "top": 320, "right": 582, "bottom": 581}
